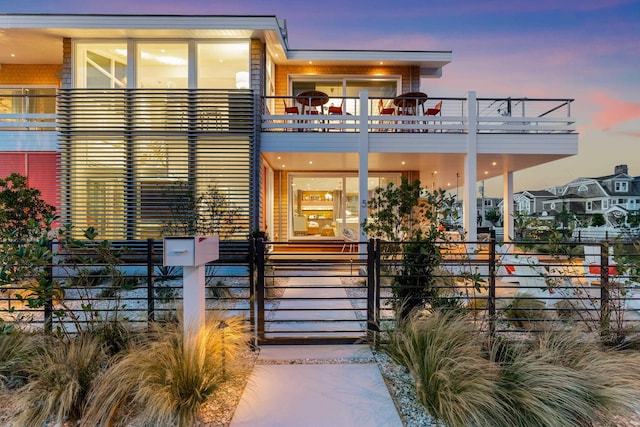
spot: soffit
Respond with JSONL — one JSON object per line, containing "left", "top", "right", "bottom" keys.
{"left": 0, "top": 14, "right": 451, "bottom": 71}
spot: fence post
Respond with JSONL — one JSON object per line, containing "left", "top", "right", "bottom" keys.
{"left": 249, "top": 237, "right": 256, "bottom": 344}
{"left": 600, "top": 241, "right": 611, "bottom": 336}
{"left": 256, "top": 238, "right": 265, "bottom": 344}
{"left": 487, "top": 233, "right": 496, "bottom": 338}
{"left": 367, "top": 239, "right": 379, "bottom": 343}
{"left": 147, "top": 238, "right": 155, "bottom": 323}
{"left": 44, "top": 239, "right": 53, "bottom": 333}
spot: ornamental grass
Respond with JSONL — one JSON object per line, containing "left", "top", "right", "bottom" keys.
{"left": 384, "top": 309, "right": 640, "bottom": 427}
{"left": 82, "top": 313, "right": 250, "bottom": 427}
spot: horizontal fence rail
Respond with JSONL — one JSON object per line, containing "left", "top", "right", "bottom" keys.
{"left": 0, "top": 239, "right": 253, "bottom": 334}
{"left": 1, "top": 237, "right": 637, "bottom": 344}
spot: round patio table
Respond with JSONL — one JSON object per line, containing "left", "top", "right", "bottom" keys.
{"left": 393, "top": 92, "right": 428, "bottom": 115}
{"left": 296, "top": 90, "right": 329, "bottom": 114}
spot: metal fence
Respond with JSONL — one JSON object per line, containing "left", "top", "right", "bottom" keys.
{"left": 2, "top": 237, "right": 638, "bottom": 344}
{"left": 0, "top": 239, "right": 253, "bottom": 334}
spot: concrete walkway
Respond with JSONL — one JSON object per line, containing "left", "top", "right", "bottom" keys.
{"left": 230, "top": 345, "right": 402, "bottom": 427}
{"left": 231, "top": 272, "right": 402, "bottom": 426}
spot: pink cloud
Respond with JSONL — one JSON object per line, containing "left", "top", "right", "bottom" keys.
{"left": 588, "top": 92, "right": 640, "bottom": 131}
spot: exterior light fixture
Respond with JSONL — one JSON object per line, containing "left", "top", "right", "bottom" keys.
{"left": 235, "top": 71, "right": 250, "bottom": 89}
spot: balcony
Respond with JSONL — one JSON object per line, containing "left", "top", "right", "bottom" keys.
{"left": 0, "top": 92, "right": 58, "bottom": 151}
{"left": 261, "top": 94, "right": 576, "bottom": 134}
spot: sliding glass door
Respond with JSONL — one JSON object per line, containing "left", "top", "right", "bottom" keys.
{"left": 289, "top": 174, "right": 400, "bottom": 240}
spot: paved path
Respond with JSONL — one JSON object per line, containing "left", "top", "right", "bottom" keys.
{"left": 232, "top": 273, "right": 402, "bottom": 426}
{"left": 230, "top": 345, "right": 403, "bottom": 427}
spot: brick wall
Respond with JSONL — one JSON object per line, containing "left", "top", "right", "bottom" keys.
{"left": 0, "top": 64, "right": 61, "bottom": 86}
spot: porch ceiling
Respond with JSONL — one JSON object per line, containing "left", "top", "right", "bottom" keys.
{"left": 261, "top": 152, "right": 570, "bottom": 190}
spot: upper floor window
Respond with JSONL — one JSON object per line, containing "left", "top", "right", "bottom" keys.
{"left": 75, "top": 42, "right": 127, "bottom": 88}
{"left": 615, "top": 181, "right": 629, "bottom": 192}
{"left": 586, "top": 201, "right": 593, "bottom": 211}
{"left": 602, "top": 199, "right": 609, "bottom": 209}
{"left": 291, "top": 77, "right": 400, "bottom": 115}
{"left": 138, "top": 43, "right": 188, "bottom": 89}
{"left": 197, "top": 42, "right": 250, "bottom": 89}
{"left": 75, "top": 40, "right": 249, "bottom": 89}
{"left": 578, "top": 184, "right": 588, "bottom": 192}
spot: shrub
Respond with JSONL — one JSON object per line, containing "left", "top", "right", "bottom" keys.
{"left": 0, "top": 329, "right": 41, "bottom": 389}
{"left": 505, "top": 296, "right": 548, "bottom": 329}
{"left": 82, "top": 313, "right": 250, "bottom": 427}
{"left": 13, "top": 333, "right": 108, "bottom": 426}
{"left": 383, "top": 311, "right": 507, "bottom": 427}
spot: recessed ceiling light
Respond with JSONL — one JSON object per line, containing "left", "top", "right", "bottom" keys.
{"left": 308, "top": 61, "right": 313, "bottom": 64}
{"left": 309, "top": 161, "right": 313, "bottom": 164}
{"left": 492, "top": 161, "right": 497, "bottom": 166}
{"left": 11, "top": 54, "right": 15, "bottom": 57}
{"left": 484, "top": 171, "right": 488, "bottom": 175}
{"left": 401, "top": 161, "right": 405, "bottom": 165}
{"left": 277, "top": 156, "right": 281, "bottom": 160}
{"left": 379, "top": 61, "right": 384, "bottom": 65}
{"left": 282, "top": 164, "right": 285, "bottom": 168}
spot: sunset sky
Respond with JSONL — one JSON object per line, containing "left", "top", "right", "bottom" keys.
{"left": 4, "top": 0, "right": 640, "bottom": 196}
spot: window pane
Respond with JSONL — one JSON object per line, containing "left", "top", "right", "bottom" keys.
{"left": 75, "top": 43, "right": 128, "bottom": 88}
{"left": 198, "top": 42, "right": 249, "bottom": 89}
{"left": 138, "top": 43, "right": 188, "bottom": 89}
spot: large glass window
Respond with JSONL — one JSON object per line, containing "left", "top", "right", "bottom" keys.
{"left": 292, "top": 78, "right": 399, "bottom": 115}
{"left": 289, "top": 174, "right": 399, "bottom": 239}
{"left": 75, "top": 43, "right": 127, "bottom": 88}
{"left": 197, "top": 42, "right": 250, "bottom": 89}
{"left": 137, "top": 43, "right": 188, "bottom": 89}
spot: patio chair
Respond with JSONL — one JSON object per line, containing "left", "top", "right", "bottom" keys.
{"left": 283, "top": 99, "right": 300, "bottom": 131}
{"left": 293, "top": 214, "right": 307, "bottom": 236}
{"left": 341, "top": 227, "right": 358, "bottom": 253}
{"left": 377, "top": 99, "right": 395, "bottom": 132}
{"left": 424, "top": 100, "right": 442, "bottom": 132}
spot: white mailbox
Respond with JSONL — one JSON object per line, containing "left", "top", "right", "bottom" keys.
{"left": 163, "top": 236, "right": 219, "bottom": 267}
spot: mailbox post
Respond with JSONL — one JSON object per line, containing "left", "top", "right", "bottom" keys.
{"left": 163, "top": 236, "right": 219, "bottom": 339}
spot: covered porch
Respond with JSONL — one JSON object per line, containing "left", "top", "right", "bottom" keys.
{"left": 260, "top": 91, "right": 578, "bottom": 243}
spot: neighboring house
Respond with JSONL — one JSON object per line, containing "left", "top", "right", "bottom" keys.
{"left": 512, "top": 190, "right": 555, "bottom": 216}
{"left": 541, "top": 165, "right": 640, "bottom": 226}
{"left": 0, "top": 14, "right": 579, "bottom": 242}
{"left": 477, "top": 197, "right": 502, "bottom": 226}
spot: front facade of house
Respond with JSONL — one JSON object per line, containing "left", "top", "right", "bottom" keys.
{"left": 0, "top": 14, "right": 579, "bottom": 242}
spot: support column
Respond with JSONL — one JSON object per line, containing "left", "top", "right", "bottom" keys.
{"left": 358, "top": 90, "right": 369, "bottom": 256}
{"left": 503, "top": 172, "right": 514, "bottom": 242}
{"left": 183, "top": 265, "right": 206, "bottom": 340}
{"left": 463, "top": 91, "right": 478, "bottom": 242}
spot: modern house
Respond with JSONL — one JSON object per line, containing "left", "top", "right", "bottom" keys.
{"left": 0, "top": 14, "right": 578, "bottom": 243}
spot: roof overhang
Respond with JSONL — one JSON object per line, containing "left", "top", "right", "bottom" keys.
{"left": 0, "top": 14, "right": 451, "bottom": 75}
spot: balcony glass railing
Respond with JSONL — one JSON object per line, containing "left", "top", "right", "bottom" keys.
{"left": 0, "top": 92, "right": 58, "bottom": 131}
{"left": 261, "top": 94, "right": 575, "bottom": 134}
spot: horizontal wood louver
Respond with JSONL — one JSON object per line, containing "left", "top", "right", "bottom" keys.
{"left": 58, "top": 89, "right": 255, "bottom": 240}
